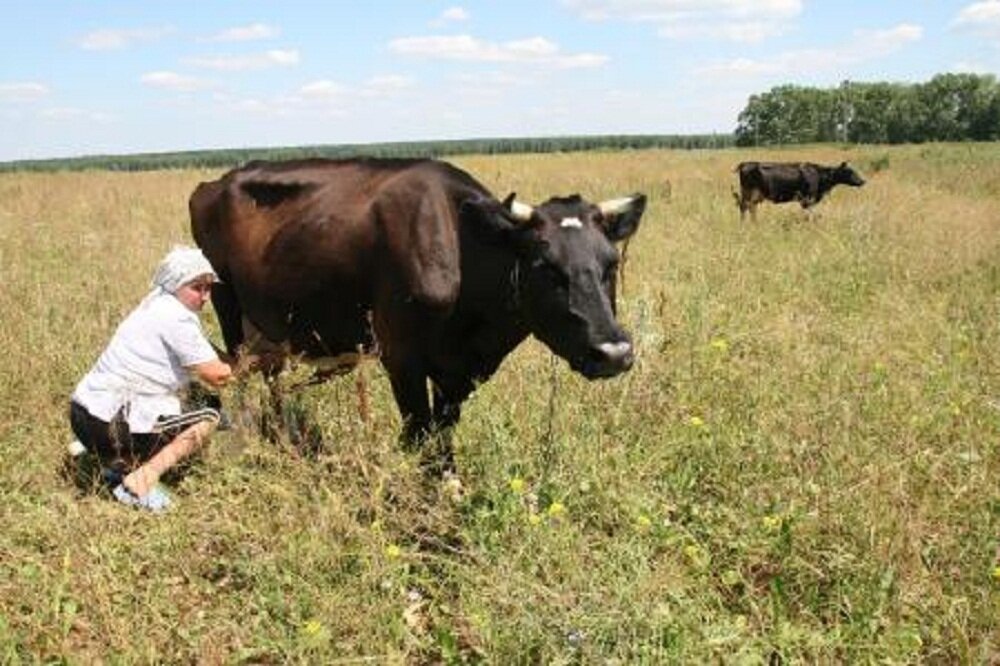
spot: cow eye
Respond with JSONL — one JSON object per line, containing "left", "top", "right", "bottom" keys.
{"left": 603, "top": 261, "right": 619, "bottom": 285}
{"left": 532, "top": 259, "right": 567, "bottom": 286}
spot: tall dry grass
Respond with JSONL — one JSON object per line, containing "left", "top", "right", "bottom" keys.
{"left": 1, "top": 144, "right": 999, "bottom": 663}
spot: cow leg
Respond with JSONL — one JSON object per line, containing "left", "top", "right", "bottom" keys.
{"left": 384, "top": 360, "right": 433, "bottom": 445}
{"left": 210, "top": 280, "right": 245, "bottom": 355}
{"left": 427, "top": 378, "right": 473, "bottom": 471}
{"left": 431, "top": 382, "right": 464, "bottom": 430}
{"left": 427, "top": 383, "right": 458, "bottom": 474}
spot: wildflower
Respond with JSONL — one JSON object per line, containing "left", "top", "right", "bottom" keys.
{"left": 301, "top": 619, "right": 324, "bottom": 637}
{"left": 762, "top": 514, "right": 782, "bottom": 531}
{"left": 528, "top": 513, "right": 542, "bottom": 526}
{"left": 689, "top": 415, "right": 705, "bottom": 428}
{"left": 547, "top": 501, "right": 566, "bottom": 518}
{"left": 710, "top": 338, "right": 729, "bottom": 353}
{"left": 508, "top": 476, "right": 525, "bottom": 493}
{"left": 721, "top": 569, "right": 741, "bottom": 587}
{"left": 385, "top": 544, "right": 402, "bottom": 559}
{"left": 636, "top": 514, "right": 652, "bottom": 531}
{"left": 299, "top": 618, "right": 330, "bottom": 647}
{"left": 443, "top": 473, "right": 464, "bottom": 503}
{"left": 684, "top": 544, "right": 708, "bottom": 569}
{"left": 992, "top": 565, "right": 1000, "bottom": 581}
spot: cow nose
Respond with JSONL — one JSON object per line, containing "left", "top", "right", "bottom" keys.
{"left": 587, "top": 340, "right": 633, "bottom": 377}
{"left": 598, "top": 340, "right": 632, "bottom": 365}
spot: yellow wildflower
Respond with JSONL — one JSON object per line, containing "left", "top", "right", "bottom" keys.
{"left": 992, "top": 565, "right": 1000, "bottom": 581}
{"left": 302, "top": 619, "right": 324, "bottom": 637}
{"left": 385, "top": 544, "right": 402, "bottom": 559}
{"left": 636, "top": 514, "right": 652, "bottom": 531}
{"left": 689, "top": 415, "right": 705, "bottom": 428}
{"left": 528, "top": 513, "right": 542, "bottom": 526}
{"left": 762, "top": 515, "right": 782, "bottom": 531}
{"left": 684, "top": 544, "right": 708, "bottom": 569}
{"left": 547, "top": 501, "right": 566, "bottom": 518}
{"left": 509, "top": 477, "right": 525, "bottom": 493}
{"left": 710, "top": 338, "right": 729, "bottom": 353}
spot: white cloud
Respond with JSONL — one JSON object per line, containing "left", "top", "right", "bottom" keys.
{"left": 451, "top": 70, "right": 535, "bottom": 100}
{"left": 297, "top": 75, "right": 414, "bottom": 103}
{"left": 207, "top": 23, "right": 280, "bottom": 42}
{"left": 78, "top": 26, "right": 172, "bottom": 51}
{"left": 0, "top": 82, "right": 50, "bottom": 102}
{"left": 695, "top": 22, "right": 923, "bottom": 80}
{"left": 39, "top": 107, "right": 115, "bottom": 122}
{"left": 860, "top": 23, "right": 923, "bottom": 57}
{"left": 443, "top": 7, "right": 470, "bottom": 22}
{"left": 299, "top": 80, "right": 346, "bottom": 98}
{"left": 140, "top": 71, "right": 213, "bottom": 92}
{"left": 952, "top": 1, "right": 1000, "bottom": 37}
{"left": 184, "top": 49, "right": 300, "bottom": 71}
{"left": 430, "top": 7, "right": 471, "bottom": 28}
{"left": 562, "top": 0, "right": 802, "bottom": 43}
{"left": 209, "top": 90, "right": 348, "bottom": 119}
{"left": 388, "top": 34, "right": 607, "bottom": 68}
{"left": 951, "top": 60, "right": 995, "bottom": 74}
{"left": 659, "top": 20, "right": 788, "bottom": 43}
{"left": 362, "top": 75, "right": 416, "bottom": 96}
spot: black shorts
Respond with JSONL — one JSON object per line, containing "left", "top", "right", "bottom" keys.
{"left": 69, "top": 401, "right": 219, "bottom": 471}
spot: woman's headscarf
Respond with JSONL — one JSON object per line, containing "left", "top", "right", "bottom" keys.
{"left": 142, "top": 246, "right": 218, "bottom": 305}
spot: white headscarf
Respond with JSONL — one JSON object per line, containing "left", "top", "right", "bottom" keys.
{"left": 142, "top": 246, "right": 218, "bottom": 305}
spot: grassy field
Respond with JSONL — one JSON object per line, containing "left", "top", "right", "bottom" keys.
{"left": 1, "top": 144, "right": 999, "bottom": 663}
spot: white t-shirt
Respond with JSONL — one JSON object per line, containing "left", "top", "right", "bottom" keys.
{"left": 72, "top": 291, "right": 218, "bottom": 432}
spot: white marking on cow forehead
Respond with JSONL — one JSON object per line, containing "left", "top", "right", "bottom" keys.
{"left": 560, "top": 216, "right": 583, "bottom": 229}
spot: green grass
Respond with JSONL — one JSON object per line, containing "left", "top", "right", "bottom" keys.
{"left": 1, "top": 144, "right": 1000, "bottom": 663}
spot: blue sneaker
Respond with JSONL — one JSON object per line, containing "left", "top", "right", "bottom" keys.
{"left": 101, "top": 467, "right": 124, "bottom": 488}
{"left": 112, "top": 483, "right": 171, "bottom": 513}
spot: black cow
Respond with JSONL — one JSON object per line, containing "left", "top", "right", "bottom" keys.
{"left": 190, "top": 158, "right": 646, "bottom": 468}
{"left": 735, "top": 161, "right": 865, "bottom": 221}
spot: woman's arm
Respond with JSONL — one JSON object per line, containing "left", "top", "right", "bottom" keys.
{"left": 189, "top": 358, "right": 233, "bottom": 388}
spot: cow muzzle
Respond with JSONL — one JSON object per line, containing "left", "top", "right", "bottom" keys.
{"left": 581, "top": 340, "right": 634, "bottom": 379}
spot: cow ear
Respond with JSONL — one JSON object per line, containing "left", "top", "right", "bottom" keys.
{"left": 599, "top": 193, "right": 646, "bottom": 243}
{"left": 839, "top": 161, "right": 848, "bottom": 168}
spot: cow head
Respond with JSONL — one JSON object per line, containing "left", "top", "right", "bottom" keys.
{"left": 835, "top": 162, "right": 865, "bottom": 187}
{"left": 467, "top": 192, "right": 646, "bottom": 379}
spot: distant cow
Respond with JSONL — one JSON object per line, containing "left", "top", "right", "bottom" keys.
{"left": 190, "top": 158, "right": 646, "bottom": 469}
{"left": 735, "top": 161, "right": 865, "bottom": 221}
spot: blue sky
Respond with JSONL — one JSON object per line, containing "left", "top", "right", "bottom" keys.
{"left": 1, "top": 1, "right": 997, "bottom": 161}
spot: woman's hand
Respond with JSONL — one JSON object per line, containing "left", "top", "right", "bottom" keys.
{"left": 189, "top": 358, "right": 233, "bottom": 388}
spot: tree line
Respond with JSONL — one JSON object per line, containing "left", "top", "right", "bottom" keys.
{"left": 0, "top": 133, "right": 734, "bottom": 173}
{"left": 736, "top": 73, "right": 1000, "bottom": 146}
{"left": 6, "top": 72, "right": 996, "bottom": 172}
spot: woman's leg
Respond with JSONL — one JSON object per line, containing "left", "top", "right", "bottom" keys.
{"left": 123, "top": 419, "right": 217, "bottom": 497}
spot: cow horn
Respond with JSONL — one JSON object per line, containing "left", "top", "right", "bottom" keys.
{"left": 509, "top": 200, "right": 534, "bottom": 222}
{"left": 598, "top": 196, "right": 636, "bottom": 216}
